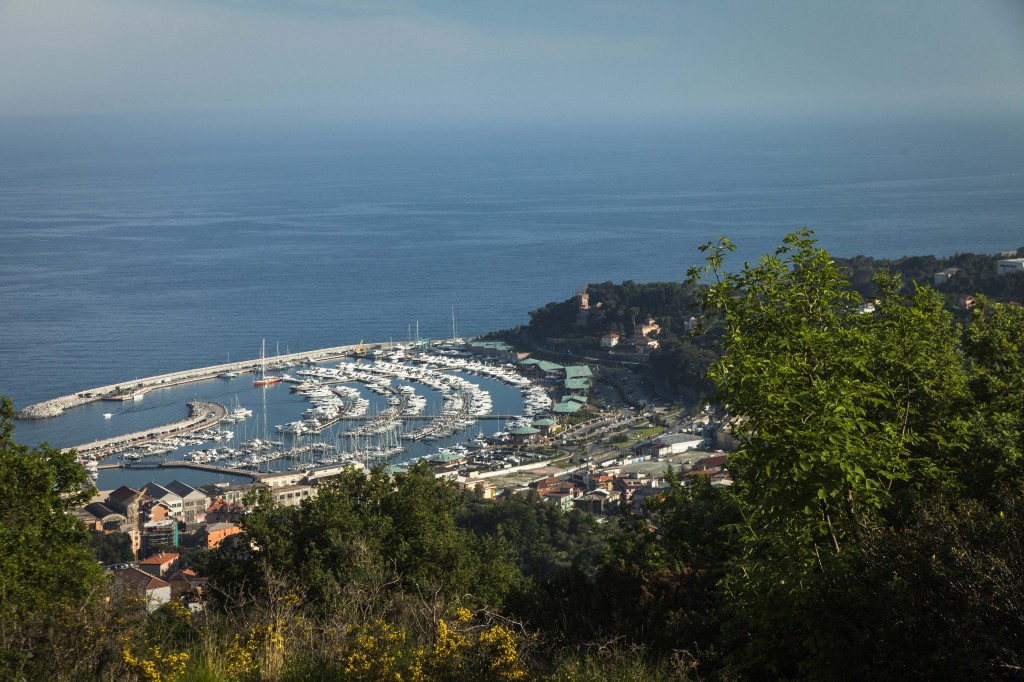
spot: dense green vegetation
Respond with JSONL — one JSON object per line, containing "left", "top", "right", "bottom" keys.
{"left": 4, "top": 230, "right": 1024, "bottom": 679}
{"left": 0, "top": 397, "right": 108, "bottom": 677}
{"left": 519, "top": 246, "right": 1024, "bottom": 403}
{"left": 839, "top": 249, "right": 1024, "bottom": 307}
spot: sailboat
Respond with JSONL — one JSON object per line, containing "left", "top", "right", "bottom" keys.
{"left": 253, "top": 339, "right": 282, "bottom": 387}
{"left": 451, "top": 305, "right": 464, "bottom": 344}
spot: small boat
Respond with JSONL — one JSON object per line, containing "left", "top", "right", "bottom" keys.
{"left": 103, "top": 413, "right": 113, "bottom": 419}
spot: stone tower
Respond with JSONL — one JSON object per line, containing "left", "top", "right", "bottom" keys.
{"left": 576, "top": 286, "right": 590, "bottom": 325}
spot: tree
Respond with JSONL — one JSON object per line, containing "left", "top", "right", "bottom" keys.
{"left": 687, "top": 231, "right": 974, "bottom": 670}
{"left": 90, "top": 531, "right": 135, "bottom": 565}
{"left": 963, "top": 296, "right": 1024, "bottom": 495}
{"left": 210, "top": 463, "right": 521, "bottom": 619}
{"left": 0, "top": 396, "right": 107, "bottom": 676}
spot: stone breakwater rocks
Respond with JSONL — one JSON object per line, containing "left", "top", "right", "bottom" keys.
{"left": 16, "top": 395, "right": 96, "bottom": 420}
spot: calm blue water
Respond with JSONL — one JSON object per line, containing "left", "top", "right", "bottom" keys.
{"left": 3, "top": 115, "right": 1023, "bottom": 459}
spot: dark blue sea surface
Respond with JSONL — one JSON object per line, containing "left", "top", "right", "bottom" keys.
{"left": 3, "top": 115, "right": 1023, "bottom": 455}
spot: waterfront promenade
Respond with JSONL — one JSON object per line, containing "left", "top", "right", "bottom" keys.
{"left": 16, "top": 340, "right": 383, "bottom": 420}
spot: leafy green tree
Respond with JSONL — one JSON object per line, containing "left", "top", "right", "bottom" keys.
{"left": 688, "top": 231, "right": 974, "bottom": 671}
{"left": 963, "top": 296, "right": 1024, "bottom": 495}
{"left": 0, "top": 396, "right": 106, "bottom": 676}
{"left": 210, "top": 463, "right": 521, "bottom": 616}
{"left": 89, "top": 531, "right": 135, "bottom": 565}
{"left": 796, "top": 490, "right": 1024, "bottom": 680}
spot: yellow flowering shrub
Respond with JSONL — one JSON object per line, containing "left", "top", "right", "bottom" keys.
{"left": 339, "top": 614, "right": 529, "bottom": 682}
{"left": 413, "top": 616, "right": 527, "bottom": 681}
{"left": 224, "top": 620, "right": 286, "bottom": 680}
{"left": 122, "top": 645, "right": 189, "bottom": 682}
{"left": 340, "top": 619, "right": 407, "bottom": 681}
{"left": 477, "top": 625, "right": 527, "bottom": 681}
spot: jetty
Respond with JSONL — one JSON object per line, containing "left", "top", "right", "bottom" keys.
{"left": 72, "top": 401, "right": 227, "bottom": 458}
{"left": 16, "top": 340, "right": 389, "bottom": 420}
{"left": 96, "top": 459, "right": 256, "bottom": 481}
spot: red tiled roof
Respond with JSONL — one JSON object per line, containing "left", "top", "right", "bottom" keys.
{"left": 696, "top": 455, "right": 728, "bottom": 469}
{"left": 139, "top": 552, "right": 179, "bottom": 566}
{"left": 115, "top": 566, "right": 170, "bottom": 591}
{"left": 685, "top": 468, "right": 729, "bottom": 478}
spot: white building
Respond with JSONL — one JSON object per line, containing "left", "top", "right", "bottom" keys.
{"left": 997, "top": 258, "right": 1024, "bottom": 275}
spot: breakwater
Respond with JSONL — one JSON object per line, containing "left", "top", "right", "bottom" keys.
{"left": 96, "top": 459, "right": 257, "bottom": 480}
{"left": 15, "top": 340, "right": 386, "bottom": 420}
{"left": 74, "top": 401, "right": 227, "bottom": 458}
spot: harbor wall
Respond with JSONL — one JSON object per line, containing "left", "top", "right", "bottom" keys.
{"left": 16, "top": 340, "right": 391, "bottom": 419}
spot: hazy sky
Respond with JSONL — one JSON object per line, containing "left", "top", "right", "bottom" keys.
{"left": 1, "top": 0, "right": 1022, "bottom": 126}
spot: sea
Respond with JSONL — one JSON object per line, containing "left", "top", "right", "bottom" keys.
{"left": 2, "top": 112, "right": 1022, "bottom": 487}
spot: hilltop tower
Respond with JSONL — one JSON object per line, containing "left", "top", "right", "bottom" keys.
{"left": 576, "top": 285, "right": 590, "bottom": 326}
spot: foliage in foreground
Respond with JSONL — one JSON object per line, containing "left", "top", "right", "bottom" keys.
{"left": 6, "top": 230, "right": 1024, "bottom": 679}
{"left": 683, "top": 229, "right": 1024, "bottom": 677}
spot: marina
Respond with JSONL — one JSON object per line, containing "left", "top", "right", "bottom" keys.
{"left": 34, "top": 339, "right": 555, "bottom": 489}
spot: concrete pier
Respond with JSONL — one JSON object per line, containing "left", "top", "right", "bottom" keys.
{"left": 73, "top": 401, "right": 227, "bottom": 458}
{"left": 16, "top": 340, "right": 389, "bottom": 420}
{"left": 96, "top": 459, "right": 257, "bottom": 481}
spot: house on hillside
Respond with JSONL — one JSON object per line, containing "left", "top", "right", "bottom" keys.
{"left": 574, "top": 488, "right": 621, "bottom": 515}
{"left": 633, "top": 317, "right": 661, "bottom": 354}
{"left": 201, "top": 522, "right": 242, "bottom": 549}
{"left": 933, "top": 267, "right": 961, "bottom": 286}
{"left": 205, "top": 497, "right": 246, "bottom": 523}
{"left": 112, "top": 566, "right": 171, "bottom": 612}
{"left": 138, "top": 551, "right": 179, "bottom": 578}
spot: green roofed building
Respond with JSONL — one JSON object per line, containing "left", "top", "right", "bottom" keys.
{"left": 519, "top": 358, "right": 565, "bottom": 376}
{"left": 429, "top": 451, "right": 465, "bottom": 465}
{"left": 553, "top": 400, "right": 584, "bottom": 414}
{"left": 509, "top": 425, "right": 542, "bottom": 443}
{"left": 565, "top": 378, "right": 590, "bottom": 392}
{"left": 469, "top": 340, "right": 522, "bottom": 361}
{"left": 564, "top": 365, "right": 593, "bottom": 379}
{"left": 532, "top": 417, "right": 557, "bottom": 436}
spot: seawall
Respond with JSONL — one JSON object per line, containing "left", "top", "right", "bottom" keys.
{"left": 16, "top": 340, "right": 389, "bottom": 420}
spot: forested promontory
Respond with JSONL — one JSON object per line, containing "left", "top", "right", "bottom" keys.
{"left": 514, "top": 244, "right": 1024, "bottom": 403}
